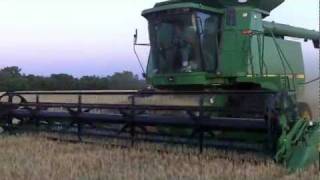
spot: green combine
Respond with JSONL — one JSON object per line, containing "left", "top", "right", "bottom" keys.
{"left": 141, "top": 0, "right": 320, "bottom": 170}
{"left": 0, "top": 0, "right": 319, "bottom": 171}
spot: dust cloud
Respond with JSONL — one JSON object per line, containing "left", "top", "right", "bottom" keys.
{"left": 298, "top": 43, "right": 319, "bottom": 119}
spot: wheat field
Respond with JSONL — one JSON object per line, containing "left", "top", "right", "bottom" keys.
{"left": 0, "top": 134, "right": 318, "bottom": 180}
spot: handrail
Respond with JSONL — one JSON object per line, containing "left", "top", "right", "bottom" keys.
{"left": 268, "top": 29, "right": 296, "bottom": 90}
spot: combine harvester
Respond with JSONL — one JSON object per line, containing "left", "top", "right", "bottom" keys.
{"left": 0, "top": 0, "right": 319, "bottom": 171}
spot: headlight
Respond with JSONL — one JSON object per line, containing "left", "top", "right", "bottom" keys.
{"left": 238, "top": 0, "right": 248, "bottom": 3}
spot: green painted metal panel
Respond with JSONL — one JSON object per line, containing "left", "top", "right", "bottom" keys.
{"left": 219, "top": 30, "right": 248, "bottom": 76}
{"left": 251, "top": 37, "right": 304, "bottom": 75}
{"left": 219, "top": 7, "right": 264, "bottom": 77}
{"left": 150, "top": 72, "right": 210, "bottom": 86}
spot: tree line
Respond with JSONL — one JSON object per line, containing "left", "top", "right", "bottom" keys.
{"left": 0, "top": 66, "right": 146, "bottom": 91}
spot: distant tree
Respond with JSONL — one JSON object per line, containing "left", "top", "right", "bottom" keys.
{"left": 0, "top": 66, "right": 146, "bottom": 91}
{"left": 108, "top": 71, "right": 146, "bottom": 90}
{"left": 49, "top": 74, "right": 77, "bottom": 90}
{"left": 25, "top": 75, "right": 51, "bottom": 90}
{"left": 79, "top": 76, "right": 109, "bottom": 90}
{"left": 0, "top": 66, "right": 22, "bottom": 78}
{"left": 0, "top": 66, "right": 28, "bottom": 91}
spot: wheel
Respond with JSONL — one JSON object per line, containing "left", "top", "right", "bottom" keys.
{"left": 297, "top": 103, "right": 313, "bottom": 121}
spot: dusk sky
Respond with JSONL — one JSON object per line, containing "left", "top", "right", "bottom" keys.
{"left": 0, "top": 0, "right": 318, "bottom": 77}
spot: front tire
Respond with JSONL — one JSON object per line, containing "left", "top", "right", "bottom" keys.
{"left": 297, "top": 103, "right": 313, "bottom": 121}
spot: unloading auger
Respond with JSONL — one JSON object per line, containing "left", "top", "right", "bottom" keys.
{"left": 0, "top": 0, "right": 319, "bottom": 171}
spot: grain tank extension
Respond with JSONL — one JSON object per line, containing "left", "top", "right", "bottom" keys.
{"left": 0, "top": 0, "right": 319, "bottom": 171}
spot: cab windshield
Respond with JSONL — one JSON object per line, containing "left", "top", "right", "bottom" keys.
{"left": 146, "top": 9, "right": 220, "bottom": 75}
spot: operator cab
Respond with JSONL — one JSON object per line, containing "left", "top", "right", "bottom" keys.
{"left": 143, "top": 8, "right": 221, "bottom": 87}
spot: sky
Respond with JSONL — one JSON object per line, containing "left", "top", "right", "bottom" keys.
{"left": 0, "top": 0, "right": 318, "bottom": 77}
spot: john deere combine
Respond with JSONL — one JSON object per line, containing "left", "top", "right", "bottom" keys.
{"left": 0, "top": 0, "right": 319, "bottom": 171}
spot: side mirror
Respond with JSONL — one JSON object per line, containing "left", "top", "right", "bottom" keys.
{"left": 133, "top": 28, "right": 147, "bottom": 78}
{"left": 133, "top": 29, "right": 150, "bottom": 46}
{"left": 134, "top": 29, "right": 138, "bottom": 45}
